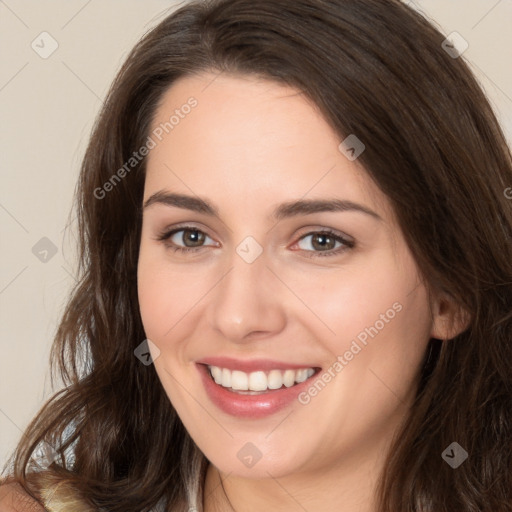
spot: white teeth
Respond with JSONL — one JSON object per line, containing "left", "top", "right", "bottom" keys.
{"left": 211, "top": 366, "right": 222, "bottom": 384}
{"left": 295, "top": 369, "right": 309, "bottom": 383}
{"left": 267, "top": 369, "right": 283, "bottom": 389}
{"left": 231, "top": 370, "right": 248, "bottom": 390}
{"left": 207, "top": 365, "right": 317, "bottom": 391}
{"left": 248, "top": 371, "right": 268, "bottom": 391}
{"left": 222, "top": 368, "right": 231, "bottom": 388}
{"left": 283, "top": 369, "right": 295, "bottom": 387}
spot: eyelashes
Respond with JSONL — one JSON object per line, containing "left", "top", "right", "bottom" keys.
{"left": 156, "top": 225, "right": 355, "bottom": 258}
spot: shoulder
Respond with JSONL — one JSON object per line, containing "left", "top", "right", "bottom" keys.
{"left": 0, "top": 481, "right": 46, "bottom": 512}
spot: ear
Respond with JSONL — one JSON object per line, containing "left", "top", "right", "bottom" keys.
{"left": 430, "top": 292, "right": 471, "bottom": 340}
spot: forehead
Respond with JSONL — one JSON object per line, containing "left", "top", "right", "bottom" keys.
{"left": 145, "top": 72, "right": 392, "bottom": 222}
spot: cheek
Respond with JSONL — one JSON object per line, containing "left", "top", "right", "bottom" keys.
{"left": 137, "top": 244, "right": 180, "bottom": 341}
{"left": 278, "top": 258, "right": 405, "bottom": 347}
{"left": 137, "top": 244, "right": 215, "bottom": 345}
{"left": 287, "top": 253, "right": 431, "bottom": 366}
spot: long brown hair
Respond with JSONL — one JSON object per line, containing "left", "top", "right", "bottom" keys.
{"left": 2, "top": 0, "right": 512, "bottom": 510}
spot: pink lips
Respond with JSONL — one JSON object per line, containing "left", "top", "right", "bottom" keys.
{"left": 195, "top": 357, "right": 320, "bottom": 419}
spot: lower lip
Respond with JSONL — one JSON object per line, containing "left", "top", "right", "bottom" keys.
{"left": 196, "top": 363, "right": 319, "bottom": 419}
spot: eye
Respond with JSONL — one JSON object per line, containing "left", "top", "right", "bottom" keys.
{"left": 294, "top": 229, "right": 355, "bottom": 257}
{"left": 156, "top": 226, "right": 217, "bottom": 253}
{"left": 156, "top": 226, "right": 354, "bottom": 257}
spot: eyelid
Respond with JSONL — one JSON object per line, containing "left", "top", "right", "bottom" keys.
{"left": 289, "top": 228, "right": 355, "bottom": 257}
{"left": 155, "top": 225, "right": 219, "bottom": 253}
{"left": 155, "top": 222, "right": 215, "bottom": 242}
{"left": 155, "top": 224, "right": 355, "bottom": 257}
{"left": 293, "top": 226, "right": 354, "bottom": 244}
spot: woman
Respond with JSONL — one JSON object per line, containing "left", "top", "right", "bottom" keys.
{"left": 1, "top": 0, "right": 511, "bottom": 510}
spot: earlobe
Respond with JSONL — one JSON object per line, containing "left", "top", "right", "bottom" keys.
{"left": 430, "top": 293, "right": 471, "bottom": 341}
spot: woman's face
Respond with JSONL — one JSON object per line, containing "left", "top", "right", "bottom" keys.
{"left": 137, "top": 72, "right": 436, "bottom": 479}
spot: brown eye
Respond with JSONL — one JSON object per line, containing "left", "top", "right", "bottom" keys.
{"left": 295, "top": 230, "right": 355, "bottom": 257}
{"left": 310, "top": 233, "right": 337, "bottom": 251}
{"left": 175, "top": 228, "right": 206, "bottom": 247}
{"left": 157, "top": 226, "right": 217, "bottom": 253}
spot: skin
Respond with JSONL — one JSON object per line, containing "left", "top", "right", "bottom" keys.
{"left": 137, "top": 72, "right": 466, "bottom": 511}
{"left": 0, "top": 481, "right": 46, "bottom": 512}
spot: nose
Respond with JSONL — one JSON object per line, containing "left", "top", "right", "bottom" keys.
{"left": 207, "top": 246, "right": 287, "bottom": 342}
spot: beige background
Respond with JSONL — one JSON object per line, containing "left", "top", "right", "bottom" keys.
{"left": 1, "top": 0, "right": 511, "bottom": 467}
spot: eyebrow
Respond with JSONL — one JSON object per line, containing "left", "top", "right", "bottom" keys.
{"left": 143, "top": 191, "right": 382, "bottom": 221}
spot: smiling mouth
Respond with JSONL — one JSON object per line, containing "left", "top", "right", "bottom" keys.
{"left": 206, "top": 365, "right": 321, "bottom": 394}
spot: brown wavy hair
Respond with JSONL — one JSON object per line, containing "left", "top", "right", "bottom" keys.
{"left": 2, "top": 0, "right": 512, "bottom": 510}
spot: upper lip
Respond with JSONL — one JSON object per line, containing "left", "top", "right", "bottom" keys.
{"left": 196, "top": 356, "right": 321, "bottom": 373}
